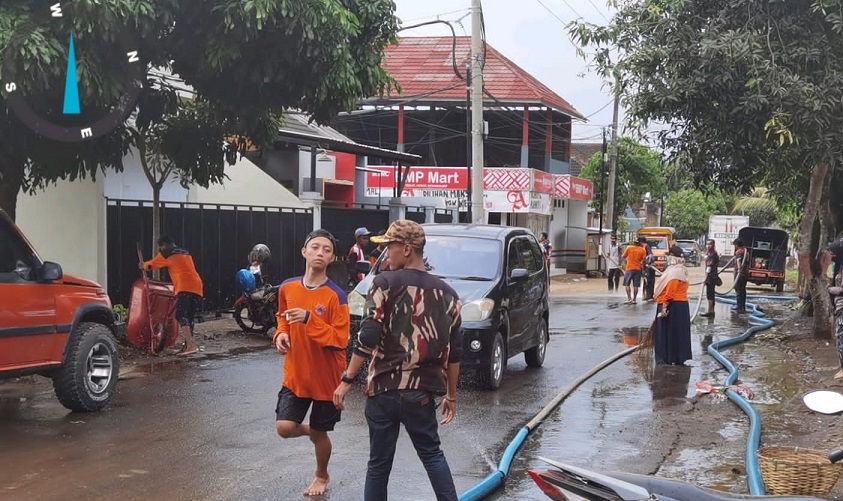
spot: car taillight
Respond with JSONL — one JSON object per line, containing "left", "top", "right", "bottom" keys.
{"left": 528, "top": 470, "right": 568, "bottom": 500}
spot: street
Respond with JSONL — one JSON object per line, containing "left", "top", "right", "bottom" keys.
{"left": 1, "top": 275, "right": 770, "bottom": 501}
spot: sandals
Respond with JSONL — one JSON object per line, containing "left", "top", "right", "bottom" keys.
{"left": 176, "top": 347, "right": 199, "bottom": 357}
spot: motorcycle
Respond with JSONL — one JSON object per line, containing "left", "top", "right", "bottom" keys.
{"left": 233, "top": 269, "right": 279, "bottom": 335}
{"left": 527, "top": 453, "right": 842, "bottom": 500}
{"left": 233, "top": 244, "right": 278, "bottom": 335}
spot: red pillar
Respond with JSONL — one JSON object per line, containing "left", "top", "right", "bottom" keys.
{"left": 397, "top": 105, "right": 405, "bottom": 152}
{"left": 544, "top": 107, "right": 553, "bottom": 170}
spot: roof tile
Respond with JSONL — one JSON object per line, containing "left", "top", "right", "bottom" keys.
{"left": 382, "top": 37, "right": 583, "bottom": 119}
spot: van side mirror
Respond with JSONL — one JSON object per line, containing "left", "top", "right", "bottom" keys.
{"left": 39, "top": 261, "right": 63, "bottom": 282}
{"left": 509, "top": 268, "right": 529, "bottom": 282}
{"left": 355, "top": 261, "right": 372, "bottom": 275}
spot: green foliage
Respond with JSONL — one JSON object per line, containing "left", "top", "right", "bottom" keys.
{"left": 580, "top": 137, "right": 667, "bottom": 230}
{"left": 570, "top": 0, "right": 843, "bottom": 222}
{"left": 732, "top": 187, "right": 777, "bottom": 228}
{"left": 112, "top": 304, "right": 128, "bottom": 323}
{"left": 663, "top": 189, "right": 727, "bottom": 239}
{"left": 0, "top": 0, "right": 400, "bottom": 219}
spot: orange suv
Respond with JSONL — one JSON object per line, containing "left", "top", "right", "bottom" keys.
{"left": 0, "top": 209, "right": 120, "bottom": 412}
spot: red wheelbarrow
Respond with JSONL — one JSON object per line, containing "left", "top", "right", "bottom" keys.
{"left": 126, "top": 248, "right": 179, "bottom": 354}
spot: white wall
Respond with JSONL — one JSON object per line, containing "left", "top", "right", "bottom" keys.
{"left": 298, "top": 150, "right": 336, "bottom": 193}
{"left": 103, "top": 151, "right": 189, "bottom": 202}
{"left": 549, "top": 201, "right": 569, "bottom": 271}
{"left": 188, "top": 156, "right": 306, "bottom": 208}
{"left": 16, "top": 178, "right": 106, "bottom": 285}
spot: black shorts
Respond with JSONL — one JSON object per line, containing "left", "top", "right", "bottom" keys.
{"left": 623, "top": 270, "right": 642, "bottom": 287}
{"left": 175, "top": 292, "right": 202, "bottom": 327}
{"left": 275, "top": 386, "right": 341, "bottom": 432}
{"left": 705, "top": 282, "right": 717, "bottom": 300}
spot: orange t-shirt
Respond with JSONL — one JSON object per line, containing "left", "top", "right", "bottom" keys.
{"left": 273, "top": 278, "right": 349, "bottom": 401}
{"left": 145, "top": 249, "right": 203, "bottom": 296}
{"left": 622, "top": 245, "right": 647, "bottom": 271}
{"left": 656, "top": 280, "right": 689, "bottom": 304}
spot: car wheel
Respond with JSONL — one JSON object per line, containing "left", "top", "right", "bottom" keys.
{"left": 524, "top": 320, "right": 548, "bottom": 368}
{"left": 234, "top": 303, "right": 263, "bottom": 334}
{"left": 480, "top": 332, "right": 505, "bottom": 390}
{"left": 53, "top": 322, "right": 120, "bottom": 412}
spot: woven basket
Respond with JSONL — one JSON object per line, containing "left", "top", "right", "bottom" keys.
{"left": 757, "top": 446, "right": 843, "bottom": 497}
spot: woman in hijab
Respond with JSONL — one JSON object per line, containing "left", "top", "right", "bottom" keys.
{"left": 828, "top": 239, "right": 843, "bottom": 379}
{"left": 653, "top": 245, "right": 692, "bottom": 365}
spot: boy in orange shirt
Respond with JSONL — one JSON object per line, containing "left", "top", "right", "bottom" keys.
{"left": 622, "top": 238, "right": 647, "bottom": 304}
{"left": 143, "top": 235, "right": 203, "bottom": 356}
{"left": 273, "top": 229, "right": 349, "bottom": 497}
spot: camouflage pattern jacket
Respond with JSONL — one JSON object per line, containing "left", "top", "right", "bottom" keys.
{"left": 355, "top": 268, "right": 462, "bottom": 396}
{"left": 830, "top": 269, "right": 843, "bottom": 315}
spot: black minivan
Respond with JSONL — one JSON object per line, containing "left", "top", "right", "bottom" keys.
{"left": 348, "top": 224, "right": 550, "bottom": 389}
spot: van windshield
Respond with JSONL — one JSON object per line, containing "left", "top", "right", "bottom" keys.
{"left": 645, "top": 238, "right": 669, "bottom": 250}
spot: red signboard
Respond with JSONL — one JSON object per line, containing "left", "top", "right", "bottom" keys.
{"left": 570, "top": 176, "right": 593, "bottom": 201}
{"left": 554, "top": 175, "right": 593, "bottom": 201}
{"left": 532, "top": 170, "right": 555, "bottom": 195}
{"left": 365, "top": 167, "right": 468, "bottom": 190}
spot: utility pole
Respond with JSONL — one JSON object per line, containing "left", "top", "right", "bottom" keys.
{"left": 470, "top": 0, "right": 485, "bottom": 223}
{"left": 465, "top": 62, "right": 472, "bottom": 222}
{"left": 598, "top": 127, "right": 607, "bottom": 272}
{"left": 605, "top": 85, "right": 620, "bottom": 233}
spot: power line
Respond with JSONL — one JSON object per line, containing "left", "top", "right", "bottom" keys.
{"left": 584, "top": 0, "right": 611, "bottom": 23}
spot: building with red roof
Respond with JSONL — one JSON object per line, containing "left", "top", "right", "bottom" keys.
{"left": 332, "top": 36, "right": 583, "bottom": 175}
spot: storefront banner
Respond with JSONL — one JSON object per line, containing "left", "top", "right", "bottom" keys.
{"left": 554, "top": 175, "right": 594, "bottom": 201}
{"left": 532, "top": 170, "right": 555, "bottom": 195}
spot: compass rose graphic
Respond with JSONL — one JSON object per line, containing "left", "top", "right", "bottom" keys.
{"left": 1, "top": 2, "right": 143, "bottom": 142}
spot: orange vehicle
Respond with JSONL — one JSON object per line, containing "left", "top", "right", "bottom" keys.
{"left": 0, "top": 209, "right": 121, "bottom": 412}
{"left": 637, "top": 227, "right": 675, "bottom": 271}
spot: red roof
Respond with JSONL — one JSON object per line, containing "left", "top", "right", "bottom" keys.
{"left": 381, "top": 36, "right": 583, "bottom": 119}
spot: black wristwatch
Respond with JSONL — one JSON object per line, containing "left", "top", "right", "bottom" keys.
{"left": 341, "top": 372, "right": 356, "bottom": 384}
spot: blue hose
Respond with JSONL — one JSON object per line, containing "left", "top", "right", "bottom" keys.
{"left": 459, "top": 427, "right": 529, "bottom": 501}
{"left": 709, "top": 296, "right": 784, "bottom": 495}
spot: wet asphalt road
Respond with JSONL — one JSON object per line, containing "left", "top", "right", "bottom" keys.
{"left": 1, "top": 291, "right": 739, "bottom": 501}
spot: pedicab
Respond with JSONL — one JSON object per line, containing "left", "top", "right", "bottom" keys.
{"left": 737, "top": 226, "right": 788, "bottom": 293}
{"left": 125, "top": 248, "right": 179, "bottom": 354}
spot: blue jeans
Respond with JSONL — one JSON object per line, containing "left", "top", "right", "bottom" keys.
{"left": 364, "top": 390, "right": 457, "bottom": 501}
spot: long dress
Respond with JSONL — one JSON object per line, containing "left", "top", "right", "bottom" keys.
{"left": 654, "top": 279, "right": 692, "bottom": 365}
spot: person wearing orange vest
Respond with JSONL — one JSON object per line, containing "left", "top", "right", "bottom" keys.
{"left": 622, "top": 239, "right": 647, "bottom": 304}
{"left": 273, "top": 229, "right": 349, "bottom": 497}
{"left": 143, "top": 235, "right": 203, "bottom": 356}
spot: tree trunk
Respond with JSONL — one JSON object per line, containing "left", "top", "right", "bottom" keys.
{"left": 151, "top": 184, "right": 162, "bottom": 281}
{"left": 0, "top": 162, "right": 25, "bottom": 221}
{"left": 797, "top": 163, "right": 834, "bottom": 339}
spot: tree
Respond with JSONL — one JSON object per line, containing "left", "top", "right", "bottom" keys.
{"left": 0, "top": 0, "right": 400, "bottom": 220}
{"left": 732, "top": 187, "right": 777, "bottom": 228}
{"left": 571, "top": 0, "right": 843, "bottom": 338}
{"left": 580, "top": 137, "right": 667, "bottom": 231}
{"left": 663, "top": 189, "right": 727, "bottom": 239}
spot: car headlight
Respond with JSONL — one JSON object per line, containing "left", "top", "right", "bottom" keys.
{"left": 348, "top": 291, "right": 366, "bottom": 318}
{"left": 461, "top": 298, "right": 495, "bottom": 322}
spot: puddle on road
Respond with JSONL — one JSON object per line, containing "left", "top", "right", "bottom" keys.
{"left": 659, "top": 447, "right": 747, "bottom": 493}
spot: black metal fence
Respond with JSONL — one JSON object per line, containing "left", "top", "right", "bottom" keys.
{"left": 321, "top": 204, "right": 391, "bottom": 254}
{"left": 106, "top": 199, "right": 313, "bottom": 312}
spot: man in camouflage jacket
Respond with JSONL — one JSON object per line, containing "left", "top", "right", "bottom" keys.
{"left": 829, "top": 239, "right": 843, "bottom": 380}
{"left": 333, "top": 219, "right": 462, "bottom": 501}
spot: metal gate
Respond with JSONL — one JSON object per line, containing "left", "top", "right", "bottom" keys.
{"left": 106, "top": 199, "right": 313, "bottom": 313}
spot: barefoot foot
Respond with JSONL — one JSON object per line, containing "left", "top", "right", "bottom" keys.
{"left": 303, "top": 475, "right": 329, "bottom": 496}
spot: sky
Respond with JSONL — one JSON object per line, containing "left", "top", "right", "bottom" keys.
{"left": 393, "top": 0, "right": 622, "bottom": 145}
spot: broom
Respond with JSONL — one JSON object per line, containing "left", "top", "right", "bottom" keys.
{"left": 637, "top": 316, "right": 657, "bottom": 354}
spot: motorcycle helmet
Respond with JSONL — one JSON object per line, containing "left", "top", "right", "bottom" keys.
{"left": 249, "top": 244, "right": 271, "bottom": 264}
{"left": 236, "top": 269, "right": 257, "bottom": 293}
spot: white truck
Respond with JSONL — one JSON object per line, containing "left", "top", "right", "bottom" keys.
{"left": 708, "top": 214, "right": 750, "bottom": 265}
